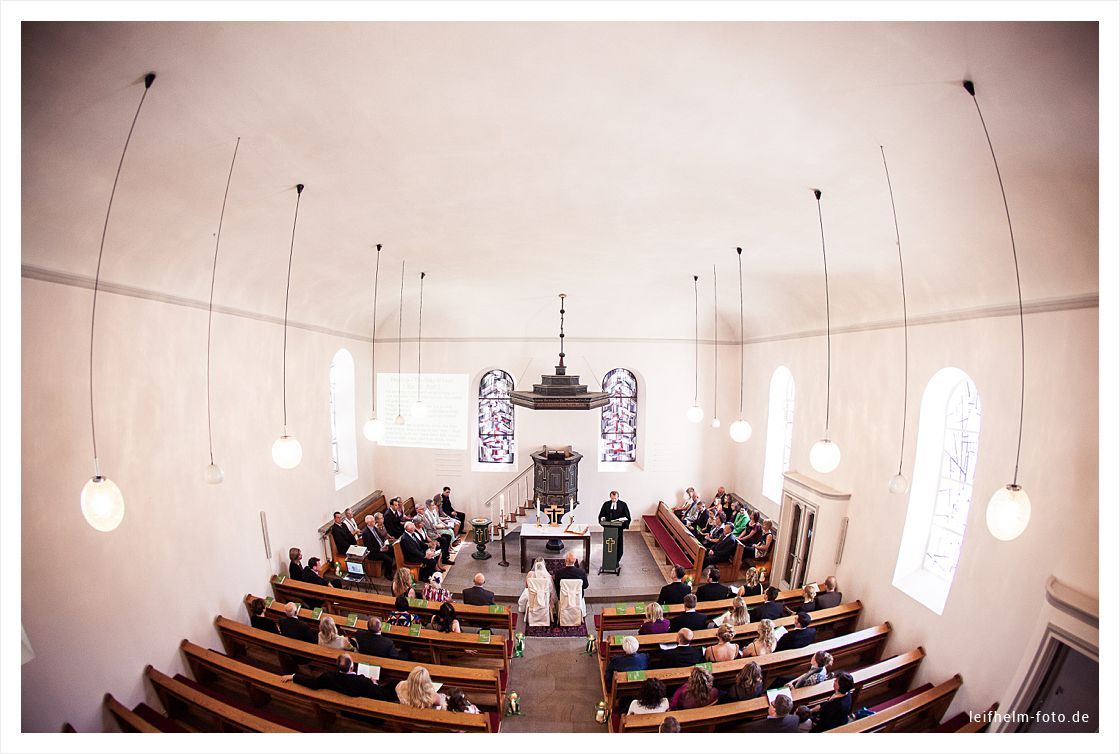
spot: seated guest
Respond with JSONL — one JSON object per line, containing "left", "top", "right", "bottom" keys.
{"left": 737, "top": 510, "right": 763, "bottom": 547}
{"left": 342, "top": 507, "right": 361, "bottom": 538}
{"left": 302, "top": 556, "right": 343, "bottom": 589}
{"left": 354, "top": 617, "right": 408, "bottom": 660}
{"left": 743, "top": 618, "right": 778, "bottom": 658}
{"left": 704, "top": 624, "right": 740, "bottom": 663}
{"left": 791, "top": 650, "right": 833, "bottom": 689}
{"left": 422, "top": 571, "right": 452, "bottom": 603}
{"left": 248, "top": 597, "right": 279, "bottom": 634}
{"left": 814, "top": 576, "right": 843, "bottom": 610}
{"left": 719, "top": 596, "right": 751, "bottom": 627}
{"left": 438, "top": 486, "right": 467, "bottom": 535}
{"left": 399, "top": 521, "right": 441, "bottom": 581}
{"left": 383, "top": 497, "right": 406, "bottom": 538}
{"left": 330, "top": 510, "right": 357, "bottom": 555}
{"left": 810, "top": 670, "right": 855, "bottom": 731}
{"left": 520, "top": 559, "right": 556, "bottom": 617}
{"left": 672, "top": 487, "right": 700, "bottom": 519}
{"left": 288, "top": 547, "right": 306, "bottom": 581}
{"left": 668, "top": 594, "right": 710, "bottom": 633}
{"left": 657, "top": 566, "right": 692, "bottom": 605}
{"left": 704, "top": 508, "right": 726, "bottom": 534}
{"left": 392, "top": 568, "right": 417, "bottom": 600}
{"left": 712, "top": 486, "right": 731, "bottom": 517}
{"left": 669, "top": 666, "right": 718, "bottom": 710}
{"left": 628, "top": 678, "right": 670, "bottom": 715}
{"left": 445, "top": 686, "right": 481, "bottom": 715}
{"left": 658, "top": 628, "right": 704, "bottom": 668}
{"left": 638, "top": 602, "right": 670, "bottom": 635}
{"left": 741, "top": 566, "right": 764, "bottom": 597}
{"left": 605, "top": 636, "right": 650, "bottom": 676}
{"left": 318, "top": 615, "right": 355, "bottom": 651}
{"left": 659, "top": 716, "right": 682, "bottom": 733}
{"left": 277, "top": 602, "right": 316, "bottom": 643}
{"left": 386, "top": 595, "right": 421, "bottom": 627}
{"left": 751, "top": 586, "right": 793, "bottom": 622}
{"left": 361, "top": 513, "right": 395, "bottom": 577}
{"left": 396, "top": 666, "right": 447, "bottom": 710}
{"left": 741, "top": 693, "right": 800, "bottom": 733}
{"left": 730, "top": 501, "right": 750, "bottom": 537}
{"left": 722, "top": 661, "right": 765, "bottom": 703}
{"left": 746, "top": 519, "right": 775, "bottom": 563}
{"left": 776, "top": 612, "right": 817, "bottom": 652}
{"left": 796, "top": 705, "right": 815, "bottom": 732}
{"left": 695, "top": 567, "right": 736, "bottom": 602}
{"left": 703, "top": 523, "right": 738, "bottom": 566}
{"left": 462, "top": 573, "right": 496, "bottom": 606}
{"left": 430, "top": 601, "right": 461, "bottom": 633}
{"left": 688, "top": 501, "right": 710, "bottom": 536}
{"left": 280, "top": 653, "right": 394, "bottom": 701}
{"left": 552, "top": 550, "right": 589, "bottom": 598}
{"left": 800, "top": 583, "right": 820, "bottom": 613}
{"left": 417, "top": 505, "right": 454, "bottom": 566}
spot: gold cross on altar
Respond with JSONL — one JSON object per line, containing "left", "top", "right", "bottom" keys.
{"left": 605, "top": 537, "right": 616, "bottom": 553}
{"left": 544, "top": 503, "right": 565, "bottom": 527}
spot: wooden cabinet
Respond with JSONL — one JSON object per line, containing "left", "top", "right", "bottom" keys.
{"left": 775, "top": 472, "right": 851, "bottom": 590}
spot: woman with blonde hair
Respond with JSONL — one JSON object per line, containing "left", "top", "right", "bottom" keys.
{"left": 317, "top": 616, "right": 355, "bottom": 651}
{"left": 723, "top": 661, "right": 765, "bottom": 702}
{"left": 741, "top": 566, "right": 763, "bottom": 597}
{"left": 705, "top": 623, "right": 740, "bottom": 663}
{"left": 727, "top": 596, "right": 750, "bottom": 626}
{"left": 639, "top": 602, "right": 670, "bottom": 635}
{"left": 396, "top": 666, "right": 447, "bottom": 709}
{"left": 743, "top": 618, "right": 777, "bottom": 658}
{"left": 801, "top": 582, "right": 820, "bottom": 612}
{"left": 669, "top": 665, "right": 718, "bottom": 710}
{"left": 392, "top": 568, "right": 416, "bottom": 599}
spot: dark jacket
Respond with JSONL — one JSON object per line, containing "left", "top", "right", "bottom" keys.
{"left": 722, "top": 679, "right": 765, "bottom": 703}
{"left": 331, "top": 522, "right": 357, "bottom": 553}
{"left": 657, "top": 581, "right": 692, "bottom": 605}
{"left": 597, "top": 499, "right": 632, "bottom": 529}
{"left": 706, "top": 535, "right": 739, "bottom": 564}
{"left": 302, "top": 567, "right": 330, "bottom": 587}
{"left": 354, "top": 631, "right": 403, "bottom": 660}
{"left": 775, "top": 626, "right": 817, "bottom": 652}
{"left": 278, "top": 616, "right": 317, "bottom": 644}
{"left": 399, "top": 530, "right": 432, "bottom": 563}
{"left": 553, "top": 564, "right": 589, "bottom": 597}
{"left": 814, "top": 693, "right": 854, "bottom": 731}
{"left": 362, "top": 526, "right": 388, "bottom": 553}
{"left": 814, "top": 591, "right": 843, "bottom": 610}
{"left": 288, "top": 560, "right": 305, "bottom": 581}
{"left": 741, "top": 714, "right": 801, "bottom": 733}
{"left": 439, "top": 494, "right": 458, "bottom": 518}
{"left": 668, "top": 611, "right": 711, "bottom": 633}
{"left": 657, "top": 645, "right": 705, "bottom": 669}
{"left": 751, "top": 600, "right": 792, "bottom": 622}
{"left": 291, "top": 669, "right": 395, "bottom": 701}
{"left": 695, "top": 582, "right": 735, "bottom": 603}
{"left": 462, "top": 585, "right": 496, "bottom": 606}
{"left": 605, "top": 652, "right": 650, "bottom": 676}
{"left": 384, "top": 508, "right": 405, "bottom": 538}
{"left": 250, "top": 615, "right": 280, "bottom": 634}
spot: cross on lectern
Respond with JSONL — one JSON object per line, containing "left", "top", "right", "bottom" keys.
{"left": 605, "top": 537, "right": 616, "bottom": 553}
{"left": 544, "top": 503, "right": 565, "bottom": 527}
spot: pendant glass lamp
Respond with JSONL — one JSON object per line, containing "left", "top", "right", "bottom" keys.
{"left": 710, "top": 264, "right": 720, "bottom": 428}
{"left": 809, "top": 189, "right": 840, "bottom": 473}
{"left": 80, "top": 71, "right": 156, "bottom": 531}
{"left": 880, "top": 145, "right": 910, "bottom": 495}
{"left": 964, "top": 80, "right": 1032, "bottom": 540}
{"left": 411, "top": 271, "right": 428, "bottom": 418}
{"left": 363, "top": 244, "right": 386, "bottom": 442}
{"left": 272, "top": 183, "right": 305, "bottom": 469}
{"left": 686, "top": 275, "right": 703, "bottom": 423}
{"left": 729, "top": 247, "right": 751, "bottom": 443}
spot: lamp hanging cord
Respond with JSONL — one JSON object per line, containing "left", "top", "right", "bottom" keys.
{"left": 370, "top": 244, "right": 382, "bottom": 413}
{"left": 965, "top": 80, "right": 1025, "bottom": 486}
{"left": 206, "top": 136, "right": 240, "bottom": 465}
{"left": 712, "top": 264, "right": 718, "bottom": 415}
{"left": 281, "top": 184, "right": 304, "bottom": 429}
{"left": 814, "top": 190, "right": 831, "bottom": 435}
{"left": 880, "top": 146, "right": 909, "bottom": 476}
{"left": 693, "top": 275, "right": 700, "bottom": 403}
{"left": 416, "top": 272, "right": 426, "bottom": 403}
{"left": 397, "top": 259, "right": 406, "bottom": 417}
{"left": 89, "top": 72, "right": 156, "bottom": 468}
{"left": 736, "top": 247, "right": 745, "bottom": 416}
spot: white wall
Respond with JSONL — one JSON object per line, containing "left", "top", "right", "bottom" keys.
{"left": 20, "top": 274, "right": 1099, "bottom": 731}
{"left": 729, "top": 306, "right": 1099, "bottom": 720}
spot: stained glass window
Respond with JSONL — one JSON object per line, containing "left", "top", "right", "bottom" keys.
{"left": 923, "top": 376, "right": 982, "bottom": 581}
{"left": 600, "top": 368, "right": 638, "bottom": 463}
{"left": 478, "top": 369, "right": 515, "bottom": 464}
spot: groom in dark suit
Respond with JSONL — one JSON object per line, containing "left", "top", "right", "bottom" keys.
{"left": 598, "top": 490, "right": 632, "bottom": 563}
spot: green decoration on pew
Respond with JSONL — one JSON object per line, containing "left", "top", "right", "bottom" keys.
{"left": 626, "top": 670, "right": 646, "bottom": 682}
{"left": 311, "top": 607, "right": 323, "bottom": 620}
{"left": 614, "top": 603, "right": 628, "bottom": 614}
{"left": 479, "top": 629, "right": 492, "bottom": 644}
{"left": 584, "top": 634, "right": 597, "bottom": 655}
{"left": 263, "top": 597, "right": 274, "bottom": 609}
{"left": 611, "top": 635, "right": 624, "bottom": 645}
{"left": 505, "top": 691, "right": 523, "bottom": 716}
{"left": 513, "top": 632, "right": 525, "bottom": 657}
{"left": 409, "top": 622, "right": 422, "bottom": 636}
{"left": 346, "top": 613, "right": 358, "bottom": 627}
{"left": 273, "top": 575, "right": 285, "bottom": 584}
{"left": 488, "top": 604, "right": 506, "bottom": 614}
{"left": 694, "top": 661, "right": 713, "bottom": 672}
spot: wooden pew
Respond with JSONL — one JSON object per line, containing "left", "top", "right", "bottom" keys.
{"left": 826, "top": 674, "right": 963, "bottom": 733}
{"left": 641, "top": 501, "right": 707, "bottom": 584}
{"left": 251, "top": 595, "right": 511, "bottom": 675}
{"left": 606, "top": 622, "right": 892, "bottom": 713}
{"left": 103, "top": 692, "right": 183, "bottom": 732}
{"left": 179, "top": 640, "right": 494, "bottom": 732}
{"left": 215, "top": 615, "right": 505, "bottom": 709}
{"left": 618, "top": 647, "right": 926, "bottom": 732}
{"left": 596, "top": 584, "right": 814, "bottom": 640}
{"left": 145, "top": 665, "right": 301, "bottom": 732}
{"left": 269, "top": 577, "right": 516, "bottom": 636}
{"left": 601, "top": 601, "right": 862, "bottom": 660}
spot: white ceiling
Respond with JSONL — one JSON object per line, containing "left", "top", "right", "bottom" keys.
{"left": 21, "top": 21, "right": 1099, "bottom": 341}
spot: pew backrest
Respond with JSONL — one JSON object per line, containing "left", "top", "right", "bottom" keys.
{"left": 145, "top": 664, "right": 299, "bottom": 732}
{"left": 825, "top": 674, "right": 963, "bottom": 733}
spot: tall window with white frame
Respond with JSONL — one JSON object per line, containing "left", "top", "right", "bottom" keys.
{"left": 328, "top": 349, "right": 359, "bottom": 490}
{"left": 892, "top": 367, "right": 981, "bottom": 615}
{"left": 478, "top": 369, "right": 515, "bottom": 464}
{"left": 600, "top": 368, "right": 638, "bottom": 463}
{"left": 762, "top": 366, "right": 796, "bottom": 502}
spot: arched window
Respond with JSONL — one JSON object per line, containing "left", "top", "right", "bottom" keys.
{"left": 329, "top": 349, "right": 359, "bottom": 490}
{"left": 892, "top": 367, "right": 981, "bottom": 615}
{"left": 478, "top": 369, "right": 515, "bottom": 464}
{"left": 600, "top": 368, "right": 638, "bottom": 463}
{"left": 762, "top": 366, "right": 795, "bottom": 502}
